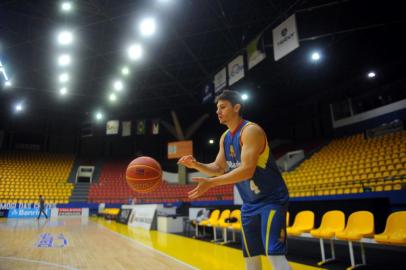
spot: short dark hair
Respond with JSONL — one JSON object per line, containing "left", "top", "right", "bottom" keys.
{"left": 215, "top": 90, "right": 243, "bottom": 116}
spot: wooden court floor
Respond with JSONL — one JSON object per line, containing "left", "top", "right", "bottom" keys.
{"left": 0, "top": 217, "right": 324, "bottom": 270}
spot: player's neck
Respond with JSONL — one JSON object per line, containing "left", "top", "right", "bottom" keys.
{"left": 227, "top": 117, "right": 244, "bottom": 132}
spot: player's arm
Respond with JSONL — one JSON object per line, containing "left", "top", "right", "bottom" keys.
{"left": 209, "top": 124, "right": 264, "bottom": 186}
{"left": 177, "top": 133, "right": 227, "bottom": 177}
{"left": 188, "top": 125, "right": 264, "bottom": 199}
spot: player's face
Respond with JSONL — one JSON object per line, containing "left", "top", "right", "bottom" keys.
{"left": 216, "top": 100, "right": 239, "bottom": 124}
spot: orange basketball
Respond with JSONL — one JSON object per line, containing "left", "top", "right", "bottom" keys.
{"left": 126, "top": 156, "right": 162, "bottom": 193}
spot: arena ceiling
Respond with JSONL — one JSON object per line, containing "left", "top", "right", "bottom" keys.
{"left": 0, "top": 0, "right": 405, "bottom": 120}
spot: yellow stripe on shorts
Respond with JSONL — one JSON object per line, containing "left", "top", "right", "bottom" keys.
{"left": 265, "top": 210, "right": 276, "bottom": 256}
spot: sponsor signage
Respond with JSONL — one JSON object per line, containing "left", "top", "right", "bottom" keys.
{"left": 8, "top": 208, "right": 51, "bottom": 218}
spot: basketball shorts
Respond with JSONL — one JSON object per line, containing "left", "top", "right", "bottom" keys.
{"left": 240, "top": 204, "right": 287, "bottom": 257}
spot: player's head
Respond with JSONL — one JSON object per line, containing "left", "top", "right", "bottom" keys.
{"left": 215, "top": 90, "right": 243, "bottom": 124}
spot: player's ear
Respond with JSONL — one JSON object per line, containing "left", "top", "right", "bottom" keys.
{"left": 234, "top": 104, "right": 241, "bottom": 113}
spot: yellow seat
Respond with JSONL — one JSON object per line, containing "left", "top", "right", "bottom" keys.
{"left": 199, "top": 209, "right": 220, "bottom": 226}
{"left": 310, "top": 210, "right": 345, "bottom": 239}
{"left": 336, "top": 211, "right": 374, "bottom": 241}
{"left": 210, "top": 209, "right": 230, "bottom": 241}
{"left": 212, "top": 209, "right": 230, "bottom": 228}
{"left": 220, "top": 209, "right": 240, "bottom": 229}
{"left": 374, "top": 211, "right": 406, "bottom": 245}
{"left": 287, "top": 210, "right": 314, "bottom": 236}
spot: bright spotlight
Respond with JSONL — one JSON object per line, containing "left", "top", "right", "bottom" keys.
{"left": 95, "top": 112, "right": 103, "bottom": 120}
{"left": 121, "top": 66, "right": 130, "bottom": 76}
{"left": 139, "top": 17, "right": 156, "bottom": 37}
{"left": 59, "top": 73, "right": 69, "bottom": 83}
{"left": 15, "top": 103, "right": 23, "bottom": 112}
{"left": 58, "top": 54, "right": 71, "bottom": 66}
{"left": 109, "top": 93, "right": 117, "bottom": 101}
{"left": 61, "top": 2, "right": 73, "bottom": 12}
{"left": 60, "top": 87, "right": 68, "bottom": 95}
{"left": 127, "top": 43, "right": 142, "bottom": 61}
{"left": 241, "top": 93, "right": 248, "bottom": 101}
{"left": 209, "top": 139, "right": 214, "bottom": 144}
{"left": 113, "top": 80, "right": 124, "bottom": 91}
{"left": 4, "top": 80, "right": 12, "bottom": 87}
{"left": 311, "top": 51, "right": 321, "bottom": 61}
{"left": 367, "top": 71, "right": 376, "bottom": 78}
{"left": 57, "top": 31, "right": 73, "bottom": 45}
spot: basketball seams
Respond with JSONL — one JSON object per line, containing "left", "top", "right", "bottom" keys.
{"left": 127, "top": 164, "right": 161, "bottom": 174}
{"left": 126, "top": 157, "right": 162, "bottom": 193}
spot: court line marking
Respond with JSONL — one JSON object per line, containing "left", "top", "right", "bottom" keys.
{"left": 94, "top": 221, "right": 198, "bottom": 270}
{"left": 0, "top": 256, "right": 80, "bottom": 270}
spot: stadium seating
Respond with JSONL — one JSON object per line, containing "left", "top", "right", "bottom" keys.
{"left": 88, "top": 161, "right": 233, "bottom": 203}
{"left": 220, "top": 209, "right": 241, "bottom": 243}
{"left": 310, "top": 210, "right": 345, "bottom": 265}
{"left": 209, "top": 209, "right": 230, "bottom": 242}
{"left": 284, "top": 130, "right": 406, "bottom": 198}
{"left": 287, "top": 210, "right": 315, "bottom": 236}
{"left": 374, "top": 211, "right": 406, "bottom": 245}
{"left": 0, "top": 151, "right": 74, "bottom": 204}
{"left": 336, "top": 211, "right": 374, "bottom": 269}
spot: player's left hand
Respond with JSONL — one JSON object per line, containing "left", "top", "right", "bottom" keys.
{"left": 188, "top": 177, "right": 214, "bottom": 199}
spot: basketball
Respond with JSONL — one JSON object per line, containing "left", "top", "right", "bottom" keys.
{"left": 125, "top": 156, "right": 162, "bottom": 193}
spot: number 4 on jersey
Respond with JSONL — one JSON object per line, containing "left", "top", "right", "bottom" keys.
{"left": 250, "top": 180, "right": 261, "bottom": 194}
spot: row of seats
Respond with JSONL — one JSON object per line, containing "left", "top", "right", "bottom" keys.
{"left": 283, "top": 131, "right": 406, "bottom": 197}
{"left": 195, "top": 209, "right": 405, "bottom": 268}
{"left": 88, "top": 161, "right": 233, "bottom": 203}
{"left": 0, "top": 151, "right": 74, "bottom": 204}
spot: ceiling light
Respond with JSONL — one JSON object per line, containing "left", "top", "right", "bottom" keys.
{"left": 367, "top": 71, "right": 376, "bottom": 78}
{"left": 59, "top": 73, "right": 69, "bottom": 83}
{"left": 4, "top": 80, "right": 12, "bottom": 87}
{"left": 109, "top": 93, "right": 117, "bottom": 101}
{"left": 60, "top": 87, "right": 68, "bottom": 95}
{"left": 121, "top": 66, "right": 130, "bottom": 76}
{"left": 15, "top": 103, "right": 23, "bottom": 112}
{"left": 311, "top": 51, "right": 321, "bottom": 61}
{"left": 113, "top": 80, "right": 123, "bottom": 91}
{"left": 58, "top": 54, "right": 71, "bottom": 66}
{"left": 127, "top": 43, "right": 142, "bottom": 61}
{"left": 139, "top": 18, "right": 156, "bottom": 37}
{"left": 95, "top": 112, "right": 103, "bottom": 120}
{"left": 57, "top": 31, "right": 73, "bottom": 45}
{"left": 241, "top": 94, "right": 248, "bottom": 101}
{"left": 61, "top": 2, "right": 72, "bottom": 12}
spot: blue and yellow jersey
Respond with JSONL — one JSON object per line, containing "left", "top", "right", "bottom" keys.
{"left": 223, "top": 120, "right": 289, "bottom": 206}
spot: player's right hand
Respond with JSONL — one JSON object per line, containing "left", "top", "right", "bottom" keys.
{"left": 177, "top": 155, "right": 197, "bottom": 169}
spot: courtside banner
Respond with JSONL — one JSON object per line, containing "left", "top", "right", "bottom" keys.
{"left": 273, "top": 14, "right": 300, "bottom": 61}
{"left": 58, "top": 208, "right": 82, "bottom": 216}
{"left": 8, "top": 208, "right": 51, "bottom": 218}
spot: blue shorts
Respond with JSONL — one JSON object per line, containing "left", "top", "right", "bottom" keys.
{"left": 240, "top": 204, "right": 287, "bottom": 257}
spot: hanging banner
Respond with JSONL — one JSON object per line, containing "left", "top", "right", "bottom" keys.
{"left": 152, "top": 120, "right": 160, "bottom": 135}
{"left": 213, "top": 68, "right": 227, "bottom": 95}
{"left": 273, "top": 14, "right": 300, "bottom": 61}
{"left": 202, "top": 82, "right": 214, "bottom": 104}
{"left": 247, "top": 34, "right": 266, "bottom": 70}
{"left": 228, "top": 55, "right": 245, "bottom": 86}
{"left": 122, "top": 121, "right": 132, "bottom": 137}
{"left": 106, "top": 120, "right": 119, "bottom": 135}
{"left": 136, "top": 120, "right": 146, "bottom": 135}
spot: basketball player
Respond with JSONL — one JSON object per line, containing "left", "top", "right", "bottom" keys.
{"left": 37, "top": 195, "right": 48, "bottom": 219}
{"left": 178, "top": 90, "right": 290, "bottom": 270}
